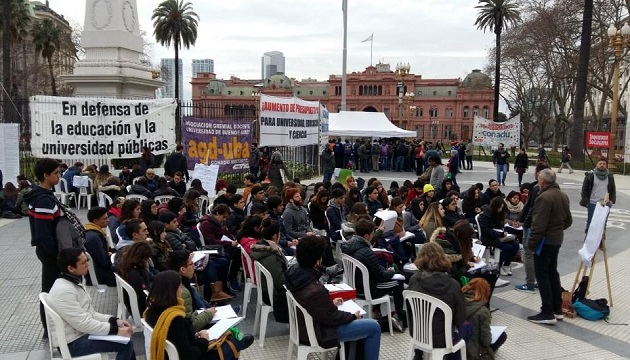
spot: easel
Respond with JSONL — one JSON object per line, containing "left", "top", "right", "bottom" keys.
{"left": 571, "top": 194, "right": 614, "bottom": 306}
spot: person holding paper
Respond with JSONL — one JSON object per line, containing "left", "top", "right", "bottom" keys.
{"left": 47, "top": 248, "right": 136, "bottom": 360}
{"left": 527, "top": 169, "right": 572, "bottom": 325}
{"left": 503, "top": 191, "right": 524, "bottom": 242}
{"left": 580, "top": 156, "right": 616, "bottom": 233}
{"left": 462, "top": 278, "right": 506, "bottom": 359}
{"left": 285, "top": 235, "right": 382, "bottom": 360}
{"left": 144, "top": 270, "right": 254, "bottom": 360}
{"left": 477, "top": 197, "right": 519, "bottom": 279}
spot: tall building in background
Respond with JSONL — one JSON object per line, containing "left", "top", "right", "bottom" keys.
{"left": 261, "top": 51, "right": 285, "bottom": 79}
{"left": 160, "top": 58, "right": 183, "bottom": 99}
{"left": 192, "top": 59, "right": 215, "bottom": 77}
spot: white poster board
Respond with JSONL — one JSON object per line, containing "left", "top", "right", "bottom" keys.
{"left": 579, "top": 203, "right": 610, "bottom": 266}
{"left": 0, "top": 124, "right": 20, "bottom": 186}
{"left": 30, "top": 96, "right": 177, "bottom": 159}
{"left": 259, "top": 94, "right": 320, "bottom": 147}
{"left": 472, "top": 114, "right": 520, "bottom": 148}
{"left": 374, "top": 210, "right": 398, "bottom": 233}
{"left": 192, "top": 164, "right": 219, "bottom": 197}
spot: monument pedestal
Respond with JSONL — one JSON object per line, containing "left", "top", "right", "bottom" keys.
{"left": 60, "top": 0, "right": 162, "bottom": 99}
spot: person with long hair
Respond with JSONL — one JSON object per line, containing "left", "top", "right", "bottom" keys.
{"left": 189, "top": 178, "right": 208, "bottom": 196}
{"left": 514, "top": 148, "right": 529, "bottom": 187}
{"left": 94, "top": 165, "right": 112, "bottom": 194}
{"left": 144, "top": 270, "right": 254, "bottom": 360}
{"left": 236, "top": 215, "right": 264, "bottom": 282}
{"left": 462, "top": 278, "right": 507, "bottom": 359}
{"left": 462, "top": 185, "right": 483, "bottom": 223}
{"left": 250, "top": 220, "right": 289, "bottom": 322}
{"left": 343, "top": 187, "right": 361, "bottom": 216}
{"left": 114, "top": 199, "right": 141, "bottom": 245}
{"left": 309, "top": 189, "right": 329, "bottom": 231}
{"left": 343, "top": 176, "right": 357, "bottom": 191}
{"left": 139, "top": 146, "right": 155, "bottom": 172}
{"left": 372, "top": 180, "right": 389, "bottom": 209}
{"left": 268, "top": 150, "right": 285, "bottom": 190}
{"left": 408, "top": 242, "right": 469, "bottom": 360}
{"left": 118, "top": 242, "right": 152, "bottom": 314}
{"left": 419, "top": 202, "right": 445, "bottom": 240}
{"left": 154, "top": 177, "right": 180, "bottom": 197}
{"left": 1, "top": 181, "right": 19, "bottom": 214}
{"left": 147, "top": 220, "right": 171, "bottom": 272}
{"left": 443, "top": 197, "right": 464, "bottom": 229}
{"left": 477, "top": 197, "right": 519, "bottom": 279}
{"left": 180, "top": 190, "right": 201, "bottom": 247}
{"left": 140, "top": 200, "right": 159, "bottom": 226}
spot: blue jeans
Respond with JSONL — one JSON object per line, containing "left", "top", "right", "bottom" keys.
{"left": 496, "top": 240, "right": 519, "bottom": 267}
{"left": 380, "top": 156, "right": 388, "bottom": 170}
{"left": 395, "top": 156, "right": 405, "bottom": 172}
{"left": 585, "top": 203, "right": 596, "bottom": 234}
{"left": 323, "top": 172, "right": 333, "bottom": 183}
{"left": 336, "top": 319, "right": 381, "bottom": 360}
{"left": 68, "top": 334, "right": 135, "bottom": 360}
{"left": 496, "top": 164, "right": 507, "bottom": 184}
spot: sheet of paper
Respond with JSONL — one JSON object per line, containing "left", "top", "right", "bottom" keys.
{"left": 391, "top": 273, "right": 405, "bottom": 281}
{"left": 467, "top": 260, "right": 487, "bottom": 272}
{"left": 491, "top": 326, "right": 507, "bottom": 344}
{"left": 504, "top": 224, "right": 523, "bottom": 231}
{"left": 204, "top": 317, "right": 243, "bottom": 341}
{"left": 337, "top": 299, "right": 366, "bottom": 315}
{"left": 88, "top": 335, "right": 131, "bottom": 344}
{"left": 211, "top": 305, "right": 238, "bottom": 321}
{"left": 472, "top": 243, "right": 486, "bottom": 258}
{"left": 400, "top": 231, "right": 415, "bottom": 241}
{"left": 192, "top": 252, "right": 205, "bottom": 263}
{"left": 324, "top": 283, "right": 354, "bottom": 292}
{"left": 374, "top": 210, "right": 398, "bottom": 233}
{"left": 221, "top": 235, "right": 233, "bottom": 242}
{"left": 198, "top": 249, "right": 219, "bottom": 255}
{"left": 372, "top": 248, "right": 392, "bottom": 253}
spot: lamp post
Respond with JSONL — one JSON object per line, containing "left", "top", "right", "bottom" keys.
{"left": 252, "top": 90, "right": 261, "bottom": 143}
{"left": 606, "top": 22, "right": 630, "bottom": 167}
{"left": 395, "top": 62, "right": 411, "bottom": 127}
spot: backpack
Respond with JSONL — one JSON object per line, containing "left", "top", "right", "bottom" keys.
{"left": 574, "top": 298, "right": 610, "bottom": 321}
{"left": 572, "top": 275, "right": 589, "bottom": 304}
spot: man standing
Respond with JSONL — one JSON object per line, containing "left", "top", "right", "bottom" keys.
{"left": 527, "top": 169, "right": 572, "bottom": 325}
{"left": 493, "top": 143, "right": 510, "bottom": 186}
{"left": 47, "top": 248, "right": 135, "bottom": 359}
{"left": 24, "top": 158, "right": 62, "bottom": 337}
{"left": 428, "top": 155, "right": 445, "bottom": 189}
{"left": 164, "top": 144, "right": 190, "bottom": 182}
{"left": 465, "top": 139, "right": 474, "bottom": 170}
{"left": 320, "top": 146, "right": 335, "bottom": 182}
{"left": 371, "top": 140, "right": 381, "bottom": 172}
{"left": 580, "top": 157, "right": 616, "bottom": 232}
{"left": 248, "top": 142, "right": 261, "bottom": 182}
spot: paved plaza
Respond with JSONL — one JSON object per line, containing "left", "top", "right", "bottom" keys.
{"left": 1, "top": 160, "right": 629, "bottom": 359}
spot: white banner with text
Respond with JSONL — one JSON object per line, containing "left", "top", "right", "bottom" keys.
{"left": 259, "top": 94, "right": 320, "bottom": 147}
{"left": 30, "top": 96, "right": 177, "bottom": 159}
{"left": 472, "top": 115, "right": 520, "bottom": 148}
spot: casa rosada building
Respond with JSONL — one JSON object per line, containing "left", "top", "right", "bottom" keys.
{"left": 190, "top": 62, "right": 494, "bottom": 141}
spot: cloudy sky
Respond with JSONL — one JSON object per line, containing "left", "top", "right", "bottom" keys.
{"left": 50, "top": 0, "right": 496, "bottom": 101}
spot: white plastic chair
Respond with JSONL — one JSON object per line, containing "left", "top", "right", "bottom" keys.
{"left": 113, "top": 273, "right": 143, "bottom": 332}
{"left": 39, "top": 293, "right": 106, "bottom": 360}
{"left": 154, "top": 195, "right": 174, "bottom": 204}
{"left": 402, "top": 290, "right": 467, "bottom": 360}
{"left": 125, "top": 194, "right": 148, "bottom": 202}
{"left": 240, "top": 246, "right": 257, "bottom": 319}
{"left": 141, "top": 319, "right": 180, "bottom": 360}
{"left": 285, "top": 288, "right": 345, "bottom": 360}
{"left": 98, "top": 192, "right": 113, "bottom": 208}
{"left": 474, "top": 214, "right": 500, "bottom": 264}
{"left": 253, "top": 261, "right": 275, "bottom": 347}
{"left": 58, "top": 178, "right": 76, "bottom": 206}
{"left": 197, "top": 226, "right": 206, "bottom": 246}
{"left": 198, "top": 195, "right": 210, "bottom": 217}
{"left": 84, "top": 252, "right": 105, "bottom": 291}
{"left": 341, "top": 254, "right": 394, "bottom": 336}
{"left": 104, "top": 226, "right": 115, "bottom": 250}
{"left": 77, "top": 178, "right": 94, "bottom": 210}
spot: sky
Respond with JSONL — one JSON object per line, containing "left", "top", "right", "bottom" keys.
{"left": 49, "top": 0, "right": 497, "bottom": 102}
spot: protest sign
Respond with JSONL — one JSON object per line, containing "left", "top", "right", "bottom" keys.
{"left": 192, "top": 163, "right": 219, "bottom": 197}
{"left": 182, "top": 117, "right": 252, "bottom": 173}
{"left": 30, "top": 96, "right": 176, "bottom": 159}
{"left": 259, "top": 94, "right": 320, "bottom": 147}
{"left": 0, "top": 124, "right": 20, "bottom": 185}
{"left": 586, "top": 132, "right": 610, "bottom": 148}
{"left": 472, "top": 115, "right": 520, "bottom": 148}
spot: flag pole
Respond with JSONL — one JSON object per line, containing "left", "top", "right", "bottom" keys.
{"left": 370, "top": 33, "right": 373, "bottom": 66}
{"left": 341, "top": 0, "right": 348, "bottom": 111}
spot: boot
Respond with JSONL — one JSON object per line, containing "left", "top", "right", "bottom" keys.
{"left": 210, "top": 281, "right": 233, "bottom": 303}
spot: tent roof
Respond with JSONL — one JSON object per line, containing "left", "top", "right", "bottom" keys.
{"left": 327, "top": 111, "right": 416, "bottom": 137}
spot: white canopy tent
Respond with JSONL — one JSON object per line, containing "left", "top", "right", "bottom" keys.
{"left": 327, "top": 111, "right": 416, "bottom": 138}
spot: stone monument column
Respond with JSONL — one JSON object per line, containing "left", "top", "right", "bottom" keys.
{"left": 60, "top": 0, "right": 163, "bottom": 99}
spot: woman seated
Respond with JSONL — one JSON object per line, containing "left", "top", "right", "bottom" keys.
{"left": 118, "top": 242, "right": 153, "bottom": 314}
{"left": 408, "top": 242, "right": 470, "bottom": 360}
{"left": 419, "top": 202, "right": 445, "bottom": 240}
{"left": 250, "top": 220, "right": 289, "bottom": 323}
{"left": 180, "top": 190, "right": 202, "bottom": 248}
{"left": 14, "top": 180, "right": 32, "bottom": 216}
{"left": 285, "top": 235, "right": 382, "bottom": 360}
{"left": 462, "top": 185, "right": 483, "bottom": 223}
{"left": 343, "top": 187, "right": 362, "bottom": 216}
{"left": 147, "top": 221, "right": 172, "bottom": 272}
{"left": 477, "top": 197, "right": 519, "bottom": 278}
{"left": 190, "top": 178, "right": 209, "bottom": 196}
{"left": 236, "top": 215, "right": 264, "bottom": 282}
{"left": 140, "top": 200, "right": 159, "bottom": 226}
{"left": 443, "top": 197, "right": 465, "bottom": 229}
{"left": 0, "top": 182, "right": 20, "bottom": 215}
{"left": 154, "top": 176, "right": 180, "bottom": 197}
{"left": 462, "top": 278, "right": 507, "bottom": 360}
{"left": 144, "top": 270, "right": 254, "bottom": 360}
{"left": 308, "top": 189, "right": 329, "bottom": 232}
{"left": 504, "top": 190, "right": 524, "bottom": 241}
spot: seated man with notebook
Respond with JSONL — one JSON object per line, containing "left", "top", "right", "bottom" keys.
{"left": 47, "top": 248, "right": 136, "bottom": 360}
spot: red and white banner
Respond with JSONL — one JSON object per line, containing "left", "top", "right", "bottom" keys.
{"left": 259, "top": 94, "right": 320, "bottom": 147}
{"left": 585, "top": 132, "right": 610, "bottom": 148}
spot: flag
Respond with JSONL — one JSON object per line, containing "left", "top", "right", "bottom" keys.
{"left": 361, "top": 34, "right": 373, "bottom": 43}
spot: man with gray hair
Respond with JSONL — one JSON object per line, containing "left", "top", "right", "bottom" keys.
{"left": 527, "top": 169, "right": 572, "bottom": 325}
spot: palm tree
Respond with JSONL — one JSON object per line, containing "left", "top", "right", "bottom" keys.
{"left": 569, "top": 0, "right": 593, "bottom": 163}
{"left": 475, "top": 0, "right": 521, "bottom": 122}
{"left": 31, "top": 18, "right": 61, "bottom": 96}
{"left": 0, "top": 0, "right": 34, "bottom": 97}
{"left": 151, "top": 0, "right": 199, "bottom": 139}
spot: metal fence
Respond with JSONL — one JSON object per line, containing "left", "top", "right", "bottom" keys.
{"left": 7, "top": 99, "right": 320, "bottom": 185}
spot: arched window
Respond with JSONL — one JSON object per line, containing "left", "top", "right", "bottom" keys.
{"left": 483, "top": 106, "right": 489, "bottom": 118}
{"left": 378, "top": 85, "right": 383, "bottom": 96}
{"left": 473, "top": 106, "right": 479, "bottom": 117}
{"left": 463, "top": 106, "right": 470, "bottom": 118}
{"left": 359, "top": 86, "right": 363, "bottom": 96}
{"left": 417, "top": 107, "right": 423, "bottom": 117}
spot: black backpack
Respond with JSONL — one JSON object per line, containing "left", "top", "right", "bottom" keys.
{"left": 572, "top": 275, "right": 589, "bottom": 304}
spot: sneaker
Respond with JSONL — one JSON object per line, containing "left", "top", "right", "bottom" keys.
{"left": 554, "top": 311, "right": 564, "bottom": 321}
{"left": 495, "top": 278, "right": 510, "bottom": 287}
{"left": 527, "top": 313, "right": 557, "bottom": 325}
{"left": 241, "top": 334, "right": 255, "bottom": 350}
{"left": 500, "top": 266, "right": 512, "bottom": 276}
{"left": 514, "top": 284, "right": 536, "bottom": 293}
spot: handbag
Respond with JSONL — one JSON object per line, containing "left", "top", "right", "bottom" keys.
{"left": 207, "top": 330, "right": 239, "bottom": 360}
{"left": 53, "top": 197, "right": 86, "bottom": 249}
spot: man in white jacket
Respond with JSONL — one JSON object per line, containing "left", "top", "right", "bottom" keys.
{"left": 47, "top": 248, "right": 136, "bottom": 360}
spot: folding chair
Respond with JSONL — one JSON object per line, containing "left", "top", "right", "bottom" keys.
{"left": 474, "top": 214, "right": 500, "bottom": 264}
{"left": 113, "top": 273, "right": 143, "bottom": 332}
{"left": 77, "top": 178, "right": 93, "bottom": 210}
{"left": 58, "top": 178, "right": 76, "bottom": 206}
{"left": 84, "top": 252, "right": 105, "bottom": 291}
{"left": 154, "top": 195, "right": 174, "bottom": 204}
{"left": 125, "top": 194, "right": 147, "bottom": 202}
{"left": 141, "top": 319, "right": 180, "bottom": 360}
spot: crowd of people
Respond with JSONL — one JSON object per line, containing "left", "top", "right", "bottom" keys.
{"left": 14, "top": 140, "right": 614, "bottom": 359}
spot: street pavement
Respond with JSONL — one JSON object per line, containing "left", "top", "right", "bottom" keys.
{"left": 0, "top": 160, "right": 629, "bottom": 359}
